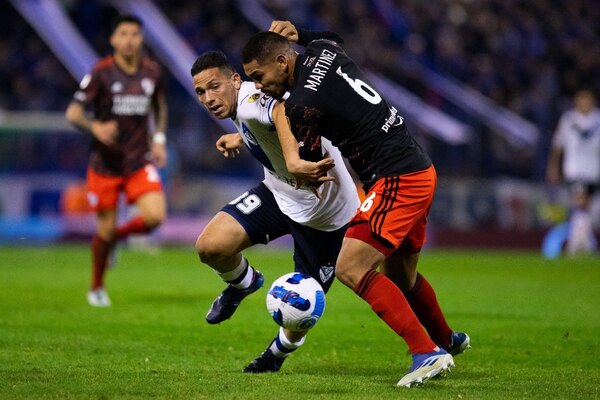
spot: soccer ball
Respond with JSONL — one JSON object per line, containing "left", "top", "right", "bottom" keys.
{"left": 266, "top": 272, "right": 326, "bottom": 331}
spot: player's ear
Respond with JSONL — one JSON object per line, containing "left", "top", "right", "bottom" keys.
{"left": 276, "top": 54, "right": 288, "bottom": 72}
{"left": 232, "top": 72, "right": 242, "bottom": 90}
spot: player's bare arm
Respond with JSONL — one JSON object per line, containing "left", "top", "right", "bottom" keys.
{"left": 65, "top": 101, "right": 118, "bottom": 146}
{"left": 545, "top": 145, "right": 563, "bottom": 185}
{"left": 269, "top": 21, "right": 299, "bottom": 42}
{"left": 151, "top": 93, "right": 169, "bottom": 168}
{"left": 272, "top": 101, "right": 335, "bottom": 188}
{"left": 216, "top": 133, "right": 243, "bottom": 158}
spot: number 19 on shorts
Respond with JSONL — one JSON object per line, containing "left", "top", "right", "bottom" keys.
{"left": 229, "top": 191, "right": 262, "bottom": 214}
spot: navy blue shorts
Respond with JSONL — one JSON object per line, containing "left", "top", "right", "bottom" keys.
{"left": 222, "top": 183, "right": 346, "bottom": 292}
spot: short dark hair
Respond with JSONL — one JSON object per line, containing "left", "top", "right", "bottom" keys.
{"left": 190, "top": 51, "right": 235, "bottom": 77}
{"left": 112, "top": 14, "right": 143, "bottom": 33}
{"left": 242, "top": 31, "right": 292, "bottom": 64}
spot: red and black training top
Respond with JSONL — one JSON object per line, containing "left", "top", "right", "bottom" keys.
{"left": 73, "top": 56, "right": 164, "bottom": 176}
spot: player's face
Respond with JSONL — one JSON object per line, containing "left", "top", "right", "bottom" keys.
{"left": 110, "top": 22, "right": 143, "bottom": 59}
{"left": 575, "top": 91, "right": 595, "bottom": 115}
{"left": 243, "top": 57, "right": 289, "bottom": 99}
{"left": 193, "top": 67, "right": 241, "bottom": 119}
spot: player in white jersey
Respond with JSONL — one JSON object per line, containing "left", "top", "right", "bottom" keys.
{"left": 547, "top": 89, "right": 600, "bottom": 254}
{"left": 190, "top": 51, "right": 359, "bottom": 372}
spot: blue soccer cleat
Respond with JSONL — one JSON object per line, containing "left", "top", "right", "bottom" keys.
{"left": 205, "top": 270, "right": 264, "bottom": 324}
{"left": 447, "top": 332, "right": 471, "bottom": 356}
{"left": 396, "top": 347, "right": 454, "bottom": 388}
{"left": 243, "top": 348, "right": 286, "bottom": 373}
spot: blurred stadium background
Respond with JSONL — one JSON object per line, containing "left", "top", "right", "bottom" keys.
{"left": 1, "top": 0, "right": 599, "bottom": 251}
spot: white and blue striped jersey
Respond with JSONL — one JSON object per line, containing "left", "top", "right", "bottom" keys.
{"left": 232, "top": 81, "right": 359, "bottom": 231}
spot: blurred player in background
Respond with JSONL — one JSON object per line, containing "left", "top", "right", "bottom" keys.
{"left": 242, "top": 21, "right": 469, "bottom": 387}
{"left": 190, "top": 50, "right": 359, "bottom": 372}
{"left": 546, "top": 89, "right": 600, "bottom": 255}
{"left": 65, "top": 15, "right": 168, "bottom": 307}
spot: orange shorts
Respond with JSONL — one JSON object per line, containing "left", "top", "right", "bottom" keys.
{"left": 345, "top": 165, "right": 436, "bottom": 257}
{"left": 86, "top": 164, "right": 163, "bottom": 212}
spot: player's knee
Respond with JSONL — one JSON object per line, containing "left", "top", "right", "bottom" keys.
{"left": 196, "top": 234, "right": 229, "bottom": 265}
{"left": 334, "top": 264, "right": 359, "bottom": 290}
{"left": 142, "top": 211, "right": 165, "bottom": 230}
{"left": 96, "top": 224, "right": 117, "bottom": 242}
{"left": 97, "top": 229, "right": 116, "bottom": 243}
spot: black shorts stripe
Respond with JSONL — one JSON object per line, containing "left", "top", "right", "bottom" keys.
{"left": 368, "top": 177, "right": 392, "bottom": 236}
{"left": 370, "top": 176, "right": 400, "bottom": 237}
{"left": 354, "top": 269, "right": 379, "bottom": 298}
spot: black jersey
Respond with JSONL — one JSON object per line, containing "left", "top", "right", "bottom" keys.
{"left": 285, "top": 39, "right": 431, "bottom": 189}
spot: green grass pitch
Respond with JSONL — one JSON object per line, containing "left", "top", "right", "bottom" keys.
{"left": 1, "top": 245, "right": 599, "bottom": 399}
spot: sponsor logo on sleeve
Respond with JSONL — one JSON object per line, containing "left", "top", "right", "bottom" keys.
{"left": 381, "top": 106, "right": 404, "bottom": 133}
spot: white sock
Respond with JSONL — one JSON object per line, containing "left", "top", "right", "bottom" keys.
{"left": 567, "top": 210, "right": 593, "bottom": 254}
{"left": 269, "top": 327, "right": 306, "bottom": 358}
{"left": 217, "top": 257, "right": 254, "bottom": 289}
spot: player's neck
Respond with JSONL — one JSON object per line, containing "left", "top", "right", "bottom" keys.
{"left": 231, "top": 91, "right": 239, "bottom": 120}
{"left": 288, "top": 52, "right": 299, "bottom": 88}
{"left": 114, "top": 53, "right": 140, "bottom": 75}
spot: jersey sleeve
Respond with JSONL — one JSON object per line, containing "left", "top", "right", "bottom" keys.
{"left": 72, "top": 68, "right": 102, "bottom": 105}
{"left": 285, "top": 101, "right": 324, "bottom": 163}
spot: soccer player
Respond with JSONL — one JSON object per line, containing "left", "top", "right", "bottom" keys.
{"left": 242, "top": 21, "right": 469, "bottom": 387}
{"left": 65, "top": 15, "right": 168, "bottom": 307}
{"left": 546, "top": 89, "right": 600, "bottom": 254}
{"left": 190, "top": 50, "right": 359, "bottom": 372}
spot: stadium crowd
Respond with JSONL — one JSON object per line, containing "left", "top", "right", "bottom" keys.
{"left": 1, "top": 0, "right": 598, "bottom": 180}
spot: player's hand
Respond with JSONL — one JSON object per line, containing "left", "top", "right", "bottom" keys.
{"left": 91, "top": 120, "right": 118, "bottom": 146}
{"left": 288, "top": 157, "right": 336, "bottom": 189}
{"left": 216, "top": 133, "right": 243, "bottom": 158}
{"left": 269, "top": 20, "right": 299, "bottom": 42}
{"left": 152, "top": 142, "right": 168, "bottom": 168}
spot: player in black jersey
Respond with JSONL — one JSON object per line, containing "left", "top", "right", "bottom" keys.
{"left": 242, "top": 21, "right": 469, "bottom": 387}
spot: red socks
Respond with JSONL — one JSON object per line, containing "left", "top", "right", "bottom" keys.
{"left": 91, "top": 216, "right": 152, "bottom": 290}
{"left": 115, "top": 216, "right": 151, "bottom": 240}
{"left": 404, "top": 273, "right": 453, "bottom": 350}
{"left": 355, "top": 270, "right": 437, "bottom": 354}
{"left": 91, "top": 235, "right": 112, "bottom": 289}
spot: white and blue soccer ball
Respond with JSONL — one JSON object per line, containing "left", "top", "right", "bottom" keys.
{"left": 266, "top": 272, "right": 326, "bottom": 331}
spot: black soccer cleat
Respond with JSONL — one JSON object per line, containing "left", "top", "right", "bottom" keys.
{"left": 205, "top": 270, "right": 264, "bottom": 324}
{"left": 243, "top": 349, "right": 286, "bottom": 373}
